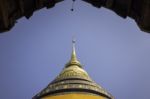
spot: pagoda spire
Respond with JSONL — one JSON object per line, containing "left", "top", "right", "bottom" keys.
{"left": 65, "top": 39, "right": 82, "bottom": 68}
{"left": 33, "top": 38, "right": 114, "bottom": 99}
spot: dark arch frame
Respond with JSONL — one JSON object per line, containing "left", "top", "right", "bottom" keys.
{"left": 0, "top": 0, "right": 150, "bottom": 33}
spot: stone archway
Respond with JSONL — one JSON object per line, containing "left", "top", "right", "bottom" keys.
{"left": 0, "top": 0, "right": 150, "bottom": 33}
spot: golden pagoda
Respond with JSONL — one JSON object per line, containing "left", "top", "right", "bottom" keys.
{"left": 33, "top": 40, "right": 114, "bottom": 99}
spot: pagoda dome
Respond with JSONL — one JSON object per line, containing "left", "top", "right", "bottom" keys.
{"left": 33, "top": 40, "right": 114, "bottom": 99}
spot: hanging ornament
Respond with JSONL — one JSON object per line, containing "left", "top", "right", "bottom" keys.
{"left": 71, "top": 0, "right": 76, "bottom": 11}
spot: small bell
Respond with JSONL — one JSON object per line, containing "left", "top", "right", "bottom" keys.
{"left": 71, "top": 9, "right": 74, "bottom": 11}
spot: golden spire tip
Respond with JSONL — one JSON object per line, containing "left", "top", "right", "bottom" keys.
{"left": 71, "top": 37, "right": 77, "bottom": 60}
{"left": 65, "top": 38, "right": 82, "bottom": 68}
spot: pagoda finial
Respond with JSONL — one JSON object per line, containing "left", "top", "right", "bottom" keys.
{"left": 65, "top": 38, "right": 82, "bottom": 68}
{"left": 71, "top": 38, "right": 77, "bottom": 61}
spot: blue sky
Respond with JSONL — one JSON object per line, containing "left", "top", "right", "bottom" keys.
{"left": 0, "top": 1, "right": 150, "bottom": 99}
